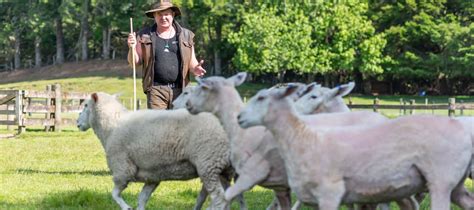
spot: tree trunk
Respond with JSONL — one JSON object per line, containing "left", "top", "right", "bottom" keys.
{"left": 14, "top": 27, "right": 21, "bottom": 69}
{"left": 102, "top": 26, "right": 111, "bottom": 59}
{"left": 213, "top": 22, "right": 222, "bottom": 75}
{"left": 80, "top": 0, "right": 89, "bottom": 61}
{"left": 55, "top": 16, "right": 65, "bottom": 64}
{"left": 35, "top": 35, "right": 42, "bottom": 68}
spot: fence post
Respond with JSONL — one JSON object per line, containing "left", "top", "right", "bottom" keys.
{"left": 54, "top": 84, "right": 62, "bottom": 132}
{"left": 373, "top": 98, "right": 380, "bottom": 113}
{"left": 348, "top": 97, "right": 353, "bottom": 111}
{"left": 15, "top": 90, "right": 25, "bottom": 134}
{"left": 45, "top": 85, "right": 52, "bottom": 132}
{"left": 7, "top": 103, "right": 13, "bottom": 131}
{"left": 409, "top": 99, "right": 415, "bottom": 115}
{"left": 137, "top": 99, "right": 141, "bottom": 110}
{"left": 448, "top": 98, "right": 456, "bottom": 117}
{"left": 399, "top": 98, "right": 403, "bottom": 116}
{"left": 460, "top": 100, "right": 464, "bottom": 116}
{"left": 425, "top": 98, "right": 428, "bottom": 114}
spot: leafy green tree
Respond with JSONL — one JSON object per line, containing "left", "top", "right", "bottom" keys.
{"left": 370, "top": 0, "right": 473, "bottom": 93}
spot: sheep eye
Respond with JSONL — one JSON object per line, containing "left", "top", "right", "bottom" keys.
{"left": 257, "top": 96, "right": 265, "bottom": 101}
{"left": 85, "top": 104, "right": 88, "bottom": 107}
{"left": 184, "top": 92, "right": 188, "bottom": 95}
{"left": 310, "top": 95, "right": 318, "bottom": 99}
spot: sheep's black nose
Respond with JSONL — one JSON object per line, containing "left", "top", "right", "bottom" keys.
{"left": 237, "top": 114, "right": 241, "bottom": 121}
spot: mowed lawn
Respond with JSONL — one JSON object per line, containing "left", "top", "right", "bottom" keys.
{"left": 0, "top": 71, "right": 473, "bottom": 209}
{"left": 0, "top": 129, "right": 279, "bottom": 209}
{"left": 1, "top": 128, "right": 473, "bottom": 209}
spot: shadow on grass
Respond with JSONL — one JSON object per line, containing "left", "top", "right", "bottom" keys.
{"left": 17, "top": 168, "right": 110, "bottom": 176}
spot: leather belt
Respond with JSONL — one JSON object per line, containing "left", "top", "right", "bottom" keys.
{"left": 153, "top": 82, "right": 177, "bottom": 88}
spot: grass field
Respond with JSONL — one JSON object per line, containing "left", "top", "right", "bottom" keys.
{"left": 1, "top": 129, "right": 473, "bottom": 209}
{"left": 0, "top": 66, "right": 473, "bottom": 209}
{"left": 1, "top": 128, "right": 473, "bottom": 210}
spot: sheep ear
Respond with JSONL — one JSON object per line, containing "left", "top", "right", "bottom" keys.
{"left": 91, "top": 93, "right": 98, "bottom": 103}
{"left": 197, "top": 78, "right": 212, "bottom": 90}
{"left": 277, "top": 85, "right": 299, "bottom": 99}
{"left": 228, "top": 72, "right": 247, "bottom": 87}
{"left": 300, "top": 82, "right": 318, "bottom": 97}
{"left": 326, "top": 82, "right": 355, "bottom": 100}
{"left": 335, "top": 82, "right": 355, "bottom": 97}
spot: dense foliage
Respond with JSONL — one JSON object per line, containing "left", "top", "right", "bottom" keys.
{"left": 0, "top": 0, "right": 472, "bottom": 94}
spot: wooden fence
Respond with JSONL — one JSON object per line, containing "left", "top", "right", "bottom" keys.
{"left": 1, "top": 86, "right": 473, "bottom": 134}
{"left": 0, "top": 84, "right": 89, "bottom": 134}
{"left": 347, "top": 97, "right": 474, "bottom": 116}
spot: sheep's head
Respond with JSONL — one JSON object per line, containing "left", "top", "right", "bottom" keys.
{"left": 172, "top": 86, "right": 194, "bottom": 110}
{"left": 294, "top": 82, "right": 355, "bottom": 114}
{"left": 77, "top": 94, "right": 96, "bottom": 131}
{"left": 238, "top": 85, "right": 299, "bottom": 128}
{"left": 186, "top": 72, "right": 247, "bottom": 115}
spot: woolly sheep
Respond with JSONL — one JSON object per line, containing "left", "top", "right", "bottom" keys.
{"left": 173, "top": 86, "right": 195, "bottom": 109}
{"left": 185, "top": 73, "right": 293, "bottom": 210}
{"left": 295, "top": 83, "right": 418, "bottom": 209}
{"left": 237, "top": 86, "right": 473, "bottom": 210}
{"left": 172, "top": 86, "right": 248, "bottom": 209}
{"left": 77, "top": 92, "right": 233, "bottom": 210}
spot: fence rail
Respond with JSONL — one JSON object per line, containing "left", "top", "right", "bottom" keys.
{"left": 0, "top": 84, "right": 89, "bottom": 134}
{"left": 0, "top": 87, "right": 473, "bottom": 134}
{"left": 348, "top": 97, "right": 474, "bottom": 116}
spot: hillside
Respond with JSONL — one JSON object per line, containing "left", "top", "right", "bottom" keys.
{"left": 0, "top": 59, "right": 138, "bottom": 85}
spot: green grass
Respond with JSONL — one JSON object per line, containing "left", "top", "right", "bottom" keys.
{"left": 0, "top": 72, "right": 473, "bottom": 209}
{"left": 0, "top": 130, "right": 279, "bottom": 209}
{"left": 0, "top": 130, "right": 473, "bottom": 209}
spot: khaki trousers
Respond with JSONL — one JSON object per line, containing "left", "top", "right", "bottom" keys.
{"left": 147, "top": 86, "right": 182, "bottom": 110}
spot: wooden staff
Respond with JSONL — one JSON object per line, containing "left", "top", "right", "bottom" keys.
{"left": 130, "top": 17, "right": 137, "bottom": 111}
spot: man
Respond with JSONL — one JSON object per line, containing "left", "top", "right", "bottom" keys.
{"left": 127, "top": 0, "right": 206, "bottom": 109}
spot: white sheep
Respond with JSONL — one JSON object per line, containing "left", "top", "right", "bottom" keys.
{"left": 294, "top": 82, "right": 352, "bottom": 115}
{"left": 77, "top": 92, "right": 232, "bottom": 210}
{"left": 172, "top": 86, "right": 248, "bottom": 209}
{"left": 173, "top": 86, "right": 195, "bottom": 109}
{"left": 185, "top": 73, "right": 414, "bottom": 210}
{"left": 237, "top": 85, "right": 473, "bottom": 210}
{"left": 185, "top": 73, "right": 293, "bottom": 210}
{"left": 295, "top": 83, "right": 424, "bottom": 210}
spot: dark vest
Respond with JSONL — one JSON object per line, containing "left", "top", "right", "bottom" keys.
{"left": 137, "top": 22, "right": 194, "bottom": 93}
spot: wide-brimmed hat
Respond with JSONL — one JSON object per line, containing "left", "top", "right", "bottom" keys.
{"left": 145, "top": 0, "right": 181, "bottom": 18}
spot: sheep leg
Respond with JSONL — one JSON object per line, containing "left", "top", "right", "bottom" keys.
{"left": 291, "top": 199, "right": 302, "bottom": 210}
{"left": 220, "top": 175, "right": 248, "bottom": 210}
{"left": 376, "top": 203, "right": 390, "bottom": 210}
{"left": 315, "top": 181, "right": 345, "bottom": 210}
{"left": 272, "top": 189, "right": 292, "bottom": 210}
{"left": 396, "top": 196, "right": 419, "bottom": 210}
{"left": 193, "top": 185, "right": 208, "bottom": 210}
{"left": 429, "top": 187, "right": 452, "bottom": 210}
{"left": 137, "top": 182, "right": 159, "bottom": 210}
{"left": 451, "top": 182, "right": 474, "bottom": 209}
{"left": 200, "top": 174, "right": 228, "bottom": 210}
{"left": 111, "top": 181, "right": 132, "bottom": 210}
{"left": 224, "top": 157, "right": 270, "bottom": 201}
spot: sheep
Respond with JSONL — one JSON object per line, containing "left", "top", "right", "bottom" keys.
{"left": 76, "top": 92, "right": 232, "bottom": 210}
{"left": 173, "top": 86, "right": 195, "bottom": 109}
{"left": 237, "top": 85, "right": 473, "bottom": 210}
{"left": 456, "top": 117, "right": 474, "bottom": 175}
{"left": 184, "top": 73, "right": 410, "bottom": 210}
{"left": 172, "top": 86, "right": 248, "bottom": 210}
{"left": 185, "top": 73, "right": 293, "bottom": 210}
{"left": 296, "top": 83, "right": 474, "bottom": 208}
{"left": 294, "top": 82, "right": 351, "bottom": 115}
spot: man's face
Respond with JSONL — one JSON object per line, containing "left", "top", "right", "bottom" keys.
{"left": 154, "top": 9, "right": 174, "bottom": 28}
